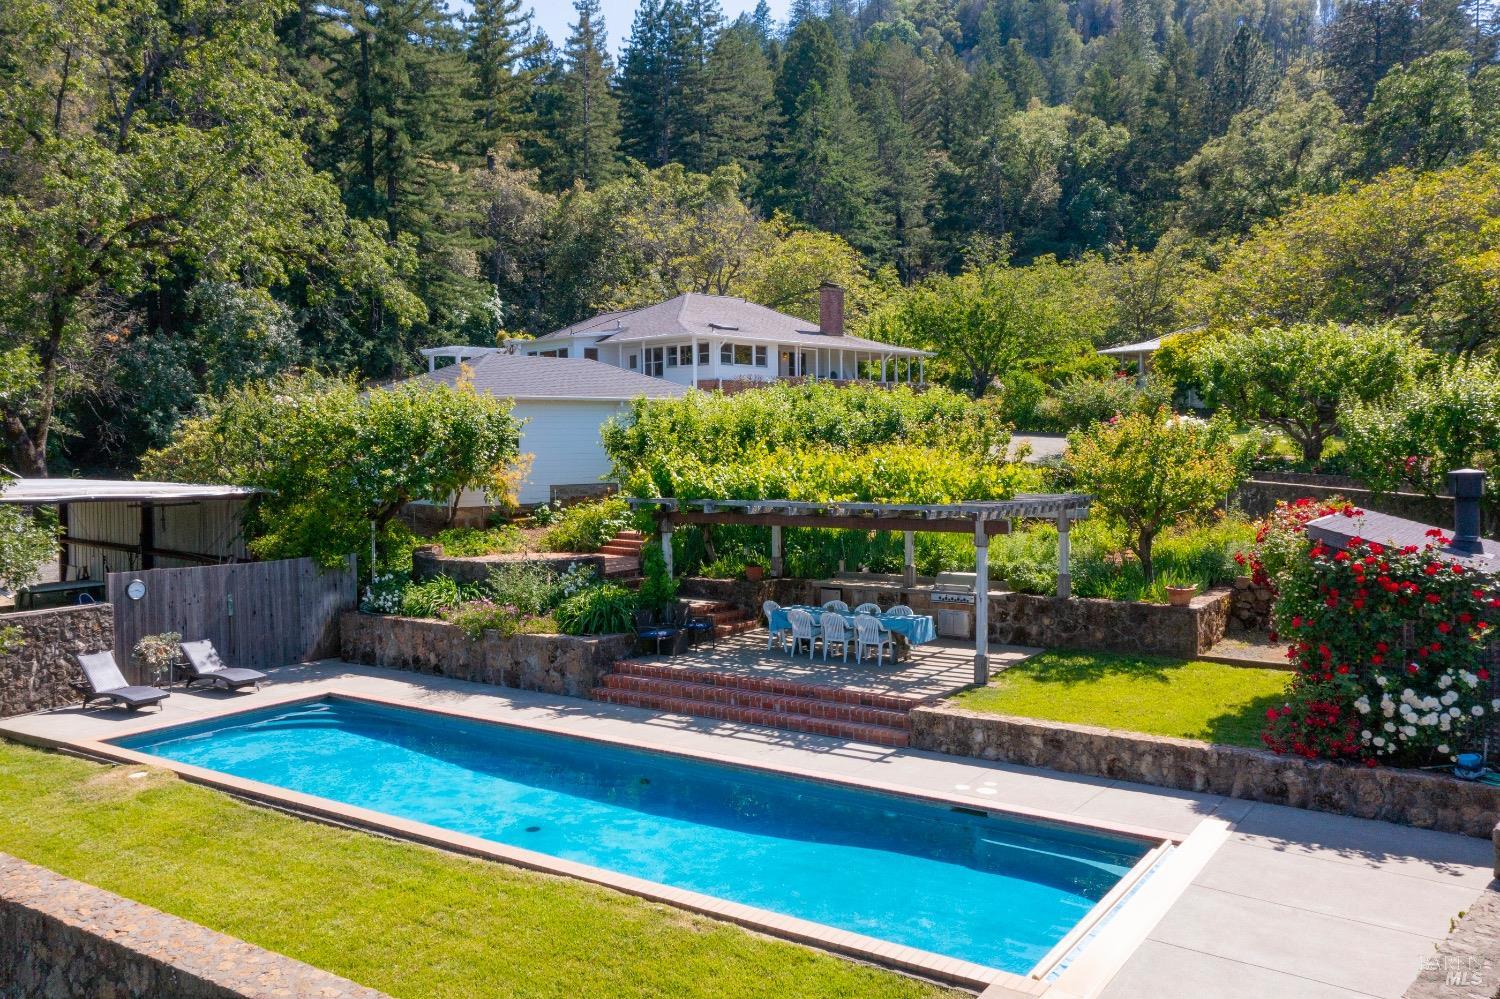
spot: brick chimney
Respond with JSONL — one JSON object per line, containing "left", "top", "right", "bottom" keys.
{"left": 1447, "top": 468, "right": 1486, "bottom": 555}
{"left": 819, "top": 283, "right": 845, "bottom": 337}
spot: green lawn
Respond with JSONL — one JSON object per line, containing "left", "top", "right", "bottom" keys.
{"left": 0, "top": 740, "right": 954, "bottom": 999}
{"left": 953, "top": 651, "right": 1292, "bottom": 748}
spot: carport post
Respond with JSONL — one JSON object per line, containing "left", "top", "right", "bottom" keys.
{"left": 1056, "top": 513, "right": 1072, "bottom": 598}
{"left": 973, "top": 520, "right": 989, "bottom": 686}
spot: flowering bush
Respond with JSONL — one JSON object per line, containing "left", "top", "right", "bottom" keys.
{"left": 1237, "top": 496, "right": 1357, "bottom": 590}
{"left": 1265, "top": 520, "right": 1499, "bottom": 765}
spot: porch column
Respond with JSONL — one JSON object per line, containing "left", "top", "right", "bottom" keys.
{"left": 1056, "top": 513, "right": 1071, "bottom": 598}
{"left": 919, "top": 358, "right": 925, "bottom": 384}
{"left": 661, "top": 520, "right": 674, "bottom": 579}
{"left": 973, "top": 521, "right": 990, "bottom": 685}
{"left": 691, "top": 337, "right": 699, "bottom": 388}
{"left": 903, "top": 531, "right": 915, "bottom": 588}
{"left": 770, "top": 525, "right": 784, "bottom": 578}
{"left": 881, "top": 356, "right": 888, "bottom": 384}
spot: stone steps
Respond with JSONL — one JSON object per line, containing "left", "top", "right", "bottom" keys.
{"left": 591, "top": 660, "right": 916, "bottom": 747}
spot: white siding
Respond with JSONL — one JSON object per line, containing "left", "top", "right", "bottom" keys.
{"left": 457, "top": 398, "right": 627, "bottom": 507}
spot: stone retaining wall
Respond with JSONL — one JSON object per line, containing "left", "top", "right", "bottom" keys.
{"left": 1229, "top": 575, "right": 1275, "bottom": 633}
{"left": 411, "top": 546, "right": 617, "bottom": 586}
{"left": 0, "top": 604, "right": 114, "bottom": 718}
{"left": 910, "top": 703, "right": 1500, "bottom": 839}
{"left": 678, "top": 576, "right": 811, "bottom": 612}
{"left": 984, "top": 588, "right": 1231, "bottom": 657}
{"left": 0, "top": 852, "right": 386, "bottom": 998}
{"left": 339, "top": 612, "right": 631, "bottom": 698}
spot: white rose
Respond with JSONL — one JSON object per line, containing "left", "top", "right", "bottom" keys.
{"left": 1438, "top": 744, "right": 1451, "bottom": 754}
{"left": 1361, "top": 730, "right": 1373, "bottom": 740}
{"left": 1373, "top": 736, "right": 1386, "bottom": 747}
{"left": 1384, "top": 721, "right": 1397, "bottom": 732}
{"left": 1472, "top": 705, "right": 1485, "bottom": 717}
{"left": 1449, "top": 706, "right": 1462, "bottom": 718}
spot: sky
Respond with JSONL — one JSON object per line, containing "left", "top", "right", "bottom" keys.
{"left": 529, "top": 1, "right": 791, "bottom": 54}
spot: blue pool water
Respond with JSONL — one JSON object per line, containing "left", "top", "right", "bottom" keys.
{"left": 115, "top": 698, "right": 1150, "bottom": 973}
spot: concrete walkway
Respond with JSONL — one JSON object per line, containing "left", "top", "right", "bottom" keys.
{"left": 2, "top": 661, "right": 1492, "bottom": 999}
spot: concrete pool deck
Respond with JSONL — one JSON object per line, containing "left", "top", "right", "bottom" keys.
{"left": 1, "top": 660, "right": 1494, "bottom": 999}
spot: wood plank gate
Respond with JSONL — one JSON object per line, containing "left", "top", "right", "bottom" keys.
{"left": 107, "top": 556, "right": 357, "bottom": 680}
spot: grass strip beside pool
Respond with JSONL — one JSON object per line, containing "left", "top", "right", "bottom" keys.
{"left": 0, "top": 739, "right": 956, "bottom": 999}
{"left": 954, "top": 651, "right": 1291, "bottom": 748}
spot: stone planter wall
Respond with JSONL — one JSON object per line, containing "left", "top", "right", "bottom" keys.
{"left": 1233, "top": 477, "right": 1498, "bottom": 539}
{"left": 411, "top": 546, "right": 617, "bottom": 587}
{"left": 0, "top": 852, "right": 386, "bottom": 998}
{"left": 911, "top": 703, "right": 1500, "bottom": 839}
{"left": 678, "top": 576, "right": 812, "bottom": 613}
{"left": 984, "top": 587, "right": 1231, "bottom": 658}
{"left": 0, "top": 604, "right": 114, "bottom": 718}
{"left": 339, "top": 612, "right": 631, "bottom": 698}
{"left": 1229, "top": 576, "right": 1276, "bottom": 633}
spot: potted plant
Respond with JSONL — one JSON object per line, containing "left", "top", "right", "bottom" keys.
{"left": 1161, "top": 572, "right": 1199, "bottom": 607}
{"left": 742, "top": 553, "right": 771, "bottom": 582}
{"left": 133, "top": 631, "right": 182, "bottom": 686}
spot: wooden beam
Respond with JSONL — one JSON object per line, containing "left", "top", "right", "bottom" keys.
{"left": 666, "top": 510, "right": 1012, "bottom": 535}
{"left": 59, "top": 534, "right": 227, "bottom": 566}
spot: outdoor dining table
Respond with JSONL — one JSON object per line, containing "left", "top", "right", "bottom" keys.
{"left": 770, "top": 605, "right": 938, "bottom": 656}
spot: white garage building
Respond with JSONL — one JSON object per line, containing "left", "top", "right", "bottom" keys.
{"left": 416, "top": 352, "right": 688, "bottom": 512}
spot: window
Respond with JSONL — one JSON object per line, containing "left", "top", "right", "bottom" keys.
{"left": 754, "top": 345, "right": 767, "bottom": 367}
{"left": 697, "top": 342, "right": 710, "bottom": 365}
{"left": 666, "top": 345, "right": 692, "bottom": 367}
{"left": 628, "top": 353, "right": 638, "bottom": 370}
{"left": 583, "top": 347, "right": 598, "bottom": 361}
{"left": 644, "top": 347, "right": 664, "bottom": 376}
{"left": 666, "top": 347, "right": 678, "bottom": 368}
{"left": 721, "top": 343, "right": 733, "bottom": 365}
{"left": 733, "top": 344, "right": 752, "bottom": 365}
{"left": 534, "top": 348, "right": 565, "bottom": 358}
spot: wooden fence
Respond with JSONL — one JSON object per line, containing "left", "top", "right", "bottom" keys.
{"left": 107, "top": 557, "right": 357, "bottom": 680}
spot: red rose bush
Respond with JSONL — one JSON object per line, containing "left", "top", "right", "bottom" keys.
{"left": 1264, "top": 515, "right": 1498, "bottom": 765}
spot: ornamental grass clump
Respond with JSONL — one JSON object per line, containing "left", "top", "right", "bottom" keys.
{"left": 1264, "top": 520, "right": 1499, "bottom": 766}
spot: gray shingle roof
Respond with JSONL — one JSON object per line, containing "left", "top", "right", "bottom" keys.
{"left": 421, "top": 353, "right": 690, "bottom": 401}
{"left": 533, "top": 293, "right": 931, "bottom": 357}
{"left": 1307, "top": 510, "right": 1500, "bottom": 575}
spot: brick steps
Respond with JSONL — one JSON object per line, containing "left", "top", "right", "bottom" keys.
{"left": 597, "top": 530, "right": 646, "bottom": 569}
{"left": 591, "top": 660, "right": 916, "bottom": 747}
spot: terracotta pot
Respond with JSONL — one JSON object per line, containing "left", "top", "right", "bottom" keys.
{"left": 1166, "top": 585, "right": 1198, "bottom": 607}
{"left": 744, "top": 565, "right": 765, "bottom": 582}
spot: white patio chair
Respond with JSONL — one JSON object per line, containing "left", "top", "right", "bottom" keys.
{"left": 853, "top": 614, "right": 895, "bottom": 666}
{"left": 853, "top": 602, "right": 882, "bottom": 615}
{"left": 787, "top": 608, "right": 821, "bottom": 658}
{"left": 819, "top": 612, "right": 852, "bottom": 662}
{"left": 886, "top": 604, "right": 915, "bottom": 617}
{"left": 764, "top": 600, "right": 789, "bottom": 650}
{"left": 822, "top": 599, "right": 849, "bottom": 612}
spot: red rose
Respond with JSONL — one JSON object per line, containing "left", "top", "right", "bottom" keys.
{"left": 1459, "top": 613, "right": 1473, "bottom": 624}
{"left": 1407, "top": 664, "right": 1420, "bottom": 674}
{"left": 1425, "top": 593, "right": 1441, "bottom": 604}
{"left": 1337, "top": 664, "right": 1349, "bottom": 675}
{"left": 1371, "top": 654, "right": 1383, "bottom": 664}
{"left": 1376, "top": 641, "right": 1388, "bottom": 653}
{"left": 1479, "top": 669, "right": 1491, "bottom": 681}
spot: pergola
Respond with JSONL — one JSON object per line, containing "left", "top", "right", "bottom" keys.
{"left": 627, "top": 494, "right": 1093, "bottom": 683}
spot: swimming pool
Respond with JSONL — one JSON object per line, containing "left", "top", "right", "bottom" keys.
{"left": 115, "top": 697, "right": 1155, "bottom": 976}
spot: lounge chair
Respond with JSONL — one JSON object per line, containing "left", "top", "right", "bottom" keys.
{"left": 76, "top": 652, "right": 169, "bottom": 711}
{"left": 180, "top": 640, "right": 266, "bottom": 692}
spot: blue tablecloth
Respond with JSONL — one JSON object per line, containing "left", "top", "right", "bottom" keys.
{"left": 769, "top": 606, "right": 937, "bottom": 645}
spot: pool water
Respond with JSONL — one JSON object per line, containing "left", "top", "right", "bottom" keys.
{"left": 116, "top": 698, "right": 1150, "bottom": 973}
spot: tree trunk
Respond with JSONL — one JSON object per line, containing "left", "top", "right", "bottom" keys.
{"left": 1138, "top": 528, "right": 1157, "bottom": 585}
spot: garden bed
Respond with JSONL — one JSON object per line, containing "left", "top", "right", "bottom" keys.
{"left": 339, "top": 613, "right": 630, "bottom": 699}
{"left": 983, "top": 588, "right": 1232, "bottom": 657}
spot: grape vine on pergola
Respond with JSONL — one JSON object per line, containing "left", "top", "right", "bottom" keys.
{"left": 626, "top": 494, "right": 1093, "bottom": 684}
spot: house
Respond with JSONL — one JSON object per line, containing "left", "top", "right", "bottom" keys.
{"left": 423, "top": 285, "right": 932, "bottom": 389}
{"left": 413, "top": 352, "right": 689, "bottom": 514}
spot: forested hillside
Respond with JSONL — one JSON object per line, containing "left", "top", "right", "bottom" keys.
{"left": 1, "top": 0, "right": 1497, "bottom": 473}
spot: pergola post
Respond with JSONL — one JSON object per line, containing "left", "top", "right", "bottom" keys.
{"left": 770, "top": 525, "right": 784, "bottom": 577}
{"left": 1056, "top": 512, "right": 1071, "bottom": 598}
{"left": 903, "top": 530, "right": 915, "bottom": 587}
{"left": 973, "top": 520, "right": 989, "bottom": 686}
{"left": 660, "top": 520, "right": 674, "bottom": 578}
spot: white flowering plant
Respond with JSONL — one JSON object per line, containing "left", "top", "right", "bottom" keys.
{"left": 1264, "top": 515, "right": 1498, "bottom": 766}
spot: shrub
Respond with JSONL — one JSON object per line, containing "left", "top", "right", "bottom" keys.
{"left": 636, "top": 545, "right": 679, "bottom": 611}
{"left": 1265, "top": 523, "right": 1500, "bottom": 764}
{"left": 444, "top": 600, "right": 524, "bottom": 639}
{"left": 430, "top": 525, "right": 524, "bottom": 557}
{"left": 1034, "top": 375, "right": 1166, "bottom": 432}
{"left": 1068, "top": 410, "right": 1246, "bottom": 583}
{"left": 542, "top": 497, "right": 631, "bottom": 553}
{"left": 1238, "top": 497, "right": 1356, "bottom": 592}
{"left": 555, "top": 583, "right": 637, "bottom": 635}
{"left": 483, "top": 562, "right": 567, "bottom": 617}
{"left": 398, "top": 575, "right": 475, "bottom": 618}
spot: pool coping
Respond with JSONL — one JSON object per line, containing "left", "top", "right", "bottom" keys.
{"left": 17, "top": 685, "right": 1230, "bottom": 996}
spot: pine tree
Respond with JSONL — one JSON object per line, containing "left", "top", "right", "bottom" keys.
{"left": 1128, "top": 25, "right": 1204, "bottom": 225}
{"left": 676, "top": 0, "right": 726, "bottom": 172}
{"left": 1323, "top": 0, "right": 1421, "bottom": 114}
{"left": 1206, "top": 24, "right": 1273, "bottom": 135}
{"left": 619, "top": 0, "right": 693, "bottom": 165}
{"left": 465, "top": 0, "right": 546, "bottom": 166}
{"left": 699, "top": 21, "right": 778, "bottom": 179}
{"left": 544, "top": 0, "right": 623, "bottom": 189}
{"left": 748, "top": 0, "right": 777, "bottom": 45}
{"left": 773, "top": 71, "right": 892, "bottom": 254}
